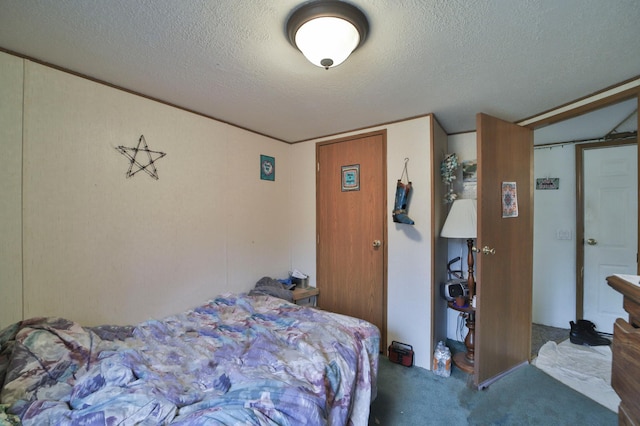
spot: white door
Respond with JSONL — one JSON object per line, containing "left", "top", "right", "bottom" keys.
{"left": 583, "top": 144, "right": 637, "bottom": 334}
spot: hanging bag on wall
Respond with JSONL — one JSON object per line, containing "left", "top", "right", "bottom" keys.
{"left": 393, "top": 158, "right": 415, "bottom": 225}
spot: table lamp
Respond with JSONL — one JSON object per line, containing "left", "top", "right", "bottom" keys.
{"left": 440, "top": 199, "right": 477, "bottom": 303}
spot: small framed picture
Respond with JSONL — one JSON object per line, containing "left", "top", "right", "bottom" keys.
{"left": 260, "top": 155, "right": 275, "bottom": 181}
{"left": 536, "top": 178, "right": 559, "bottom": 190}
{"left": 341, "top": 164, "right": 360, "bottom": 191}
{"left": 502, "top": 182, "right": 518, "bottom": 218}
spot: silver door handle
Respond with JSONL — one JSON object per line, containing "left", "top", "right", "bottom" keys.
{"left": 481, "top": 246, "right": 496, "bottom": 255}
{"left": 372, "top": 240, "right": 381, "bottom": 248}
{"left": 586, "top": 238, "right": 597, "bottom": 246}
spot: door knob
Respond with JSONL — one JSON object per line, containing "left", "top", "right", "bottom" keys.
{"left": 481, "top": 246, "right": 496, "bottom": 255}
{"left": 586, "top": 238, "right": 598, "bottom": 246}
{"left": 372, "top": 240, "right": 381, "bottom": 248}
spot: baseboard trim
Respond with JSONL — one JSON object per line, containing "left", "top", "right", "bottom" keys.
{"left": 477, "top": 360, "right": 529, "bottom": 390}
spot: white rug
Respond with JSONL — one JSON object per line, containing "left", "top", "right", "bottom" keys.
{"left": 532, "top": 339, "right": 620, "bottom": 412}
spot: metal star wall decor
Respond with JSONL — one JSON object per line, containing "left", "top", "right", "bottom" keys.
{"left": 116, "top": 135, "right": 166, "bottom": 180}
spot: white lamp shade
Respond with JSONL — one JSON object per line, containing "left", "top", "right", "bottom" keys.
{"left": 294, "top": 16, "right": 360, "bottom": 69}
{"left": 441, "top": 199, "right": 477, "bottom": 238}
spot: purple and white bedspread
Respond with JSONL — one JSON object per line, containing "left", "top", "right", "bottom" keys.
{"left": 0, "top": 293, "right": 379, "bottom": 425}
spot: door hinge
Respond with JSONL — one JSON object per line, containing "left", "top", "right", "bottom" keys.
{"left": 317, "top": 162, "right": 320, "bottom": 172}
{"left": 317, "top": 234, "right": 320, "bottom": 245}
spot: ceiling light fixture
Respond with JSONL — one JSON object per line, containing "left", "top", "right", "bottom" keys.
{"left": 286, "top": 0, "right": 369, "bottom": 70}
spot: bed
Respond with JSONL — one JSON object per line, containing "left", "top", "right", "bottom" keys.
{"left": 0, "top": 293, "right": 379, "bottom": 425}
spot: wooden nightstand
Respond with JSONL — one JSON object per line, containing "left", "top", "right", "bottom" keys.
{"left": 292, "top": 287, "right": 319, "bottom": 306}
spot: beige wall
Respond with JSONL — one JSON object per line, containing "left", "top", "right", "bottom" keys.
{"left": 0, "top": 52, "right": 24, "bottom": 327}
{"left": 1, "top": 53, "right": 438, "bottom": 367}
{"left": 290, "top": 117, "right": 435, "bottom": 369}
{"left": 2, "top": 54, "right": 292, "bottom": 327}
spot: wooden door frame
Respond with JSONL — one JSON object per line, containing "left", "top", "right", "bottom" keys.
{"left": 430, "top": 116, "right": 450, "bottom": 363}
{"left": 315, "top": 130, "right": 388, "bottom": 349}
{"left": 575, "top": 138, "right": 638, "bottom": 319}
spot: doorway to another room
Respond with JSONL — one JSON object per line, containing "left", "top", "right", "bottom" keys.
{"left": 532, "top": 97, "right": 638, "bottom": 348}
{"left": 577, "top": 141, "right": 637, "bottom": 334}
{"left": 529, "top": 98, "right": 637, "bottom": 413}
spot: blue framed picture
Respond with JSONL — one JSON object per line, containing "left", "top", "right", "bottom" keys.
{"left": 260, "top": 155, "right": 275, "bottom": 181}
{"left": 341, "top": 164, "right": 360, "bottom": 191}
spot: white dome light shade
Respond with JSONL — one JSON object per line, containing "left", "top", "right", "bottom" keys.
{"left": 295, "top": 17, "right": 360, "bottom": 69}
{"left": 287, "top": 1, "right": 369, "bottom": 70}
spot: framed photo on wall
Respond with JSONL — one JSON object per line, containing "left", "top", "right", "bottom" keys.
{"left": 462, "top": 159, "right": 477, "bottom": 199}
{"left": 501, "top": 181, "right": 518, "bottom": 218}
{"left": 341, "top": 164, "right": 360, "bottom": 191}
{"left": 536, "top": 177, "right": 559, "bottom": 190}
{"left": 260, "top": 155, "right": 275, "bottom": 181}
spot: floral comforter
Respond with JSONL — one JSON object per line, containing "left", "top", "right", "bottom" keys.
{"left": 0, "top": 294, "right": 379, "bottom": 425}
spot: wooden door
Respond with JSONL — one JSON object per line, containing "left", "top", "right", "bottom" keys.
{"left": 579, "top": 142, "right": 637, "bottom": 333}
{"left": 316, "top": 131, "right": 387, "bottom": 348}
{"left": 475, "top": 113, "right": 533, "bottom": 388}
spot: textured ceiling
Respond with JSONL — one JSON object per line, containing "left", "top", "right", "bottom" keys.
{"left": 1, "top": 0, "right": 639, "bottom": 142}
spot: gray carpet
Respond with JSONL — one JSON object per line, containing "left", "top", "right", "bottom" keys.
{"left": 368, "top": 340, "right": 616, "bottom": 426}
{"left": 531, "top": 323, "right": 569, "bottom": 359}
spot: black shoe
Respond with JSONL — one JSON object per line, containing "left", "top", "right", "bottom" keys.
{"left": 575, "top": 319, "right": 612, "bottom": 337}
{"left": 569, "top": 321, "right": 611, "bottom": 346}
